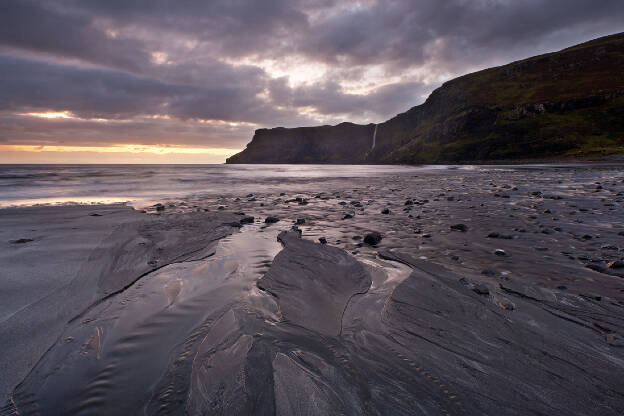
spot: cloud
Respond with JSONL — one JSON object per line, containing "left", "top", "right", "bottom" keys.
{"left": 0, "top": 0, "right": 622, "bottom": 157}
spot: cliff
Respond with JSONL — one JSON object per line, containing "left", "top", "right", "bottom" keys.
{"left": 227, "top": 32, "right": 624, "bottom": 164}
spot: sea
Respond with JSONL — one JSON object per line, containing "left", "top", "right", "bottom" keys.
{"left": 0, "top": 164, "right": 434, "bottom": 208}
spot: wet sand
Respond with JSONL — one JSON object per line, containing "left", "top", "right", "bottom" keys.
{"left": 2, "top": 164, "right": 624, "bottom": 415}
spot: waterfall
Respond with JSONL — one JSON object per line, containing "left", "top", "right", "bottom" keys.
{"left": 371, "top": 124, "right": 378, "bottom": 151}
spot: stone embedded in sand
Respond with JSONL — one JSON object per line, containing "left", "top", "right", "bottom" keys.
{"left": 494, "top": 249, "right": 507, "bottom": 256}
{"left": 488, "top": 232, "right": 500, "bottom": 238}
{"left": 363, "top": 232, "right": 382, "bottom": 245}
{"left": 10, "top": 238, "right": 34, "bottom": 244}
{"left": 155, "top": 203, "right": 165, "bottom": 211}
{"left": 580, "top": 292, "right": 602, "bottom": 301}
{"left": 450, "top": 223, "right": 468, "bottom": 232}
{"left": 342, "top": 213, "right": 353, "bottom": 219}
{"left": 295, "top": 218, "right": 305, "bottom": 225}
{"left": 240, "top": 216, "right": 254, "bottom": 224}
{"left": 585, "top": 263, "right": 606, "bottom": 273}
{"left": 608, "top": 260, "right": 624, "bottom": 269}
{"left": 318, "top": 237, "right": 327, "bottom": 244}
{"left": 264, "top": 216, "right": 280, "bottom": 224}
{"left": 381, "top": 208, "right": 390, "bottom": 214}
{"left": 473, "top": 284, "right": 489, "bottom": 295}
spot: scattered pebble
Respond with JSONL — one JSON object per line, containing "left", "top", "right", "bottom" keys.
{"left": 363, "top": 232, "right": 383, "bottom": 245}
{"left": 450, "top": 223, "right": 468, "bottom": 232}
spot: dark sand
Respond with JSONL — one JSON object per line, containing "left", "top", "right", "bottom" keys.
{"left": 2, "top": 164, "right": 624, "bottom": 415}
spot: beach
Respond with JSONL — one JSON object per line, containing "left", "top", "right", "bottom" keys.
{"left": 1, "top": 163, "right": 624, "bottom": 415}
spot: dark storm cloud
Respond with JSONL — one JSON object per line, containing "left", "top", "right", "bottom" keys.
{"left": 0, "top": 55, "right": 308, "bottom": 125}
{"left": 268, "top": 77, "right": 431, "bottom": 118}
{"left": 0, "top": 0, "right": 151, "bottom": 71}
{"left": 298, "top": 0, "right": 624, "bottom": 71}
{"left": 0, "top": 0, "right": 622, "bottom": 149}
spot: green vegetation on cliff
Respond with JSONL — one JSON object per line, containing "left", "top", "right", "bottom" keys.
{"left": 227, "top": 33, "right": 624, "bottom": 164}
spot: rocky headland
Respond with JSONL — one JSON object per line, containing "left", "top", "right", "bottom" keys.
{"left": 227, "top": 32, "right": 624, "bottom": 165}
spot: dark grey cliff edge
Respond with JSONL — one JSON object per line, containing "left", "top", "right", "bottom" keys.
{"left": 227, "top": 32, "right": 624, "bottom": 164}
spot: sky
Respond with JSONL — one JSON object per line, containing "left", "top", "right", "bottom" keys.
{"left": 1, "top": 0, "right": 623, "bottom": 164}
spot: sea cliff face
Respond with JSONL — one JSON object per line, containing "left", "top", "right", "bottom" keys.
{"left": 227, "top": 32, "right": 624, "bottom": 164}
{"left": 227, "top": 123, "right": 376, "bottom": 164}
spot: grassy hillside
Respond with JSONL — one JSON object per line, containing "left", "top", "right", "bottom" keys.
{"left": 371, "top": 32, "right": 624, "bottom": 163}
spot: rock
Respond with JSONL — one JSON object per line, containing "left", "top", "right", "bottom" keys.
{"left": 450, "top": 223, "right": 468, "bottom": 232}
{"left": 10, "top": 238, "right": 33, "bottom": 244}
{"left": 240, "top": 216, "right": 254, "bottom": 224}
{"left": 155, "top": 203, "right": 165, "bottom": 211}
{"left": 580, "top": 293, "right": 602, "bottom": 301}
{"left": 586, "top": 264, "right": 607, "bottom": 273}
{"left": 487, "top": 232, "right": 500, "bottom": 238}
{"left": 89, "top": 213, "right": 103, "bottom": 217}
{"left": 381, "top": 208, "right": 390, "bottom": 214}
{"left": 499, "top": 299, "right": 515, "bottom": 310}
{"left": 352, "top": 236, "right": 362, "bottom": 241}
{"left": 481, "top": 269, "right": 497, "bottom": 276}
{"left": 217, "top": 206, "right": 226, "bottom": 210}
{"left": 608, "top": 260, "right": 624, "bottom": 269}
{"left": 363, "top": 232, "right": 383, "bottom": 246}
{"left": 473, "top": 284, "right": 489, "bottom": 295}
{"left": 494, "top": 249, "right": 507, "bottom": 256}
{"left": 404, "top": 200, "right": 414, "bottom": 206}
{"left": 342, "top": 214, "right": 353, "bottom": 219}
{"left": 606, "top": 333, "right": 624, "bottom": 346}
{"left": 295, "top": 218, "right": 306, "bottom": 225}
{"left": 318, "top": 237, "right": 327, "bottom": 244}
{"left": 264, "top": 216, "right": 280, "bottom": 224}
